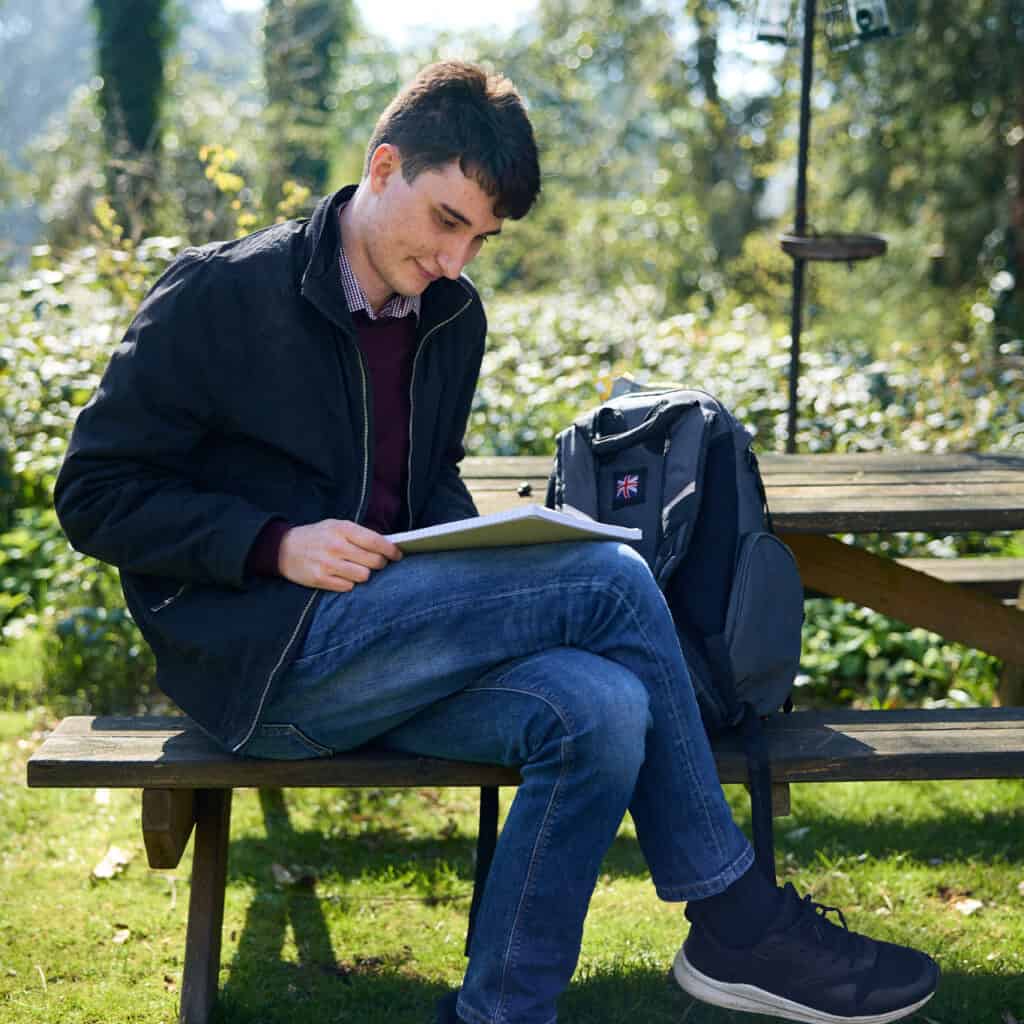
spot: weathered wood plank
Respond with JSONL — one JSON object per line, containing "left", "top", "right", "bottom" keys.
{"left": 783, "top": 534, "right": 1024, "bottom": 664}
{"left": 998, "top": 582, "right": 1024, "bottom": 708}
{"left": 896, "top": 558, "right": 1024, "bottom": 599}
{"left": 460, "top": 453, "right": 1024, "bottom": 479}
{"left": 460, "top": 453, "right": 1024, "bottom": 534}
{"left": 26, "top": 711, "right": 1024, "bottom": 788}
{"left": 179, "top": 789, "right": 231, "bottom": 1024}
{"left": 142, "top": 788, "right": 196, "bottom": 869}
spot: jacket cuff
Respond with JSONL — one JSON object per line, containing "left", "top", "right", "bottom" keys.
{"left": 245, "top": 518, "right": 293, "bottom": 578}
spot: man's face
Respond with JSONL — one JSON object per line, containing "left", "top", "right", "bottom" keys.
{"left": 360, "top": 147, "right": 504, "bottom": 304}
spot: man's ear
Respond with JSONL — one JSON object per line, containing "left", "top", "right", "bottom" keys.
{"left": 367, "top": 144, "right": 401, "bottom": 194}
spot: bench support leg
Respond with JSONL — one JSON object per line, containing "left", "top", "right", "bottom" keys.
{"left": 997, "top": 583, "right": 1024, "bottom": 707}
{"left": 465, "top": 786, "right": 499, "bottom": 956}
{"left": 179, "top": 788, "right": 232, "bottom": 1024}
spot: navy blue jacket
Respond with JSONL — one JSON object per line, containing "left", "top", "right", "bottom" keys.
{"left": 53, "top": 186, "right": 486, "bottom": 751}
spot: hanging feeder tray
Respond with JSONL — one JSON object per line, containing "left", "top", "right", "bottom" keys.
{"left": 779, "top": 232, "right": 887, "bottom": 262}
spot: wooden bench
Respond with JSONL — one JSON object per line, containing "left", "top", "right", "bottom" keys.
{"left": 26, "top": 708, "right": 1024, "bottom": 1024}
{"left": 895, "top": 556, "right": 1024, "bottom": 604}
{"left": 25, "top": 452, "right": 1024, "bottom": 1022}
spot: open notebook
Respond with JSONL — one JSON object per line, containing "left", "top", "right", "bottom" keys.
{"left": 386, "top": 503, "right": 642, "bottom": 554}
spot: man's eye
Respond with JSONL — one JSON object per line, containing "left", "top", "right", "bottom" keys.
{"left": 440, "top": 216, "right": 457, "bottom": 228}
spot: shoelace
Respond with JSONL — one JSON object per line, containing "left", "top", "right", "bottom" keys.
{"left": 785, "top": 886, "right": 864, "bottom": 964}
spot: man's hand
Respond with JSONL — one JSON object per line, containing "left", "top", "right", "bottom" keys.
{"left": 277, "top": 520, "right": 403, "bottom": 592}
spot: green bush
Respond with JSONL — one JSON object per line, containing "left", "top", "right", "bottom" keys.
{"left": 0, "top": 218, "right": 1020, "bottom": 713}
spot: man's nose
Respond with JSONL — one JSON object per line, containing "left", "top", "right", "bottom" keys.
{"left": 437, "top": 239, "right": 472, "bottom": 279}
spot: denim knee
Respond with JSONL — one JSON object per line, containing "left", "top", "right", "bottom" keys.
{"left": 555, "top": 656, "right": 651, "bottom": 790}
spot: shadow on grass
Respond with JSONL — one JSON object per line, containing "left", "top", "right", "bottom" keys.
{"left": 223, "top": 788, "right": 1023, "bottom": 900}
{"left": 218, "top": 937, "right": 1021, "bottom": 1024}
{"left": 218, "top": 787, "right": 454, "bottom": 1024}
{"left": 214, "top": 788, "right": 1023, "bottom": 1021}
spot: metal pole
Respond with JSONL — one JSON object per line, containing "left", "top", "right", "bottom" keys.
{"left": 787, "top": 0, "right": 817, "bottom": 453}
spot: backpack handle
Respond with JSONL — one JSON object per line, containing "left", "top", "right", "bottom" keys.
{"left": 589, "top": 398, "right": 697, "bottom": 456}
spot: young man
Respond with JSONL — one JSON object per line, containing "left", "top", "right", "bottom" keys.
{"left": 55, "top": 61, "right": 938, "bottom": 1024}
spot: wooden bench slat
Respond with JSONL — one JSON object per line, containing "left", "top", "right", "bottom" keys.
{"left": 460, "top": 453, "right": 1024, "bottom": 534}
{"left": 27, "top": 710, "right": 1024, "bottom": 790}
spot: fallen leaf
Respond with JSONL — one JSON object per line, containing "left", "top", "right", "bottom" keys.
{"left": 874, "top": 907, "right": 891, "bottom": 916}
{"left": 952, "top": 898, "right": 983, "bottom": 916}
{"left": 1017, "top": 881, "right": 1024, "bottom": 897}
{"left": 94, "top": 789, "right": 110, "bottom": 806}
{"left": 112, "top": 928, "right": 131, "bottom": 945}
{"left": 271, "top": 863, "right": 296, "bottom": 886}
{"left": 271, "top": 862, "right": 317, "bottom": 888}
{"left": 93, "top": 845, "right": 133, "bottom": 880}
{"left": 163, "top": 974, "right": 177, "bottom": 991}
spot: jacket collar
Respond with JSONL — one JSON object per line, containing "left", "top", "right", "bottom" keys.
{"left": 299, "top": 186, "right": 476, "bottom": 338}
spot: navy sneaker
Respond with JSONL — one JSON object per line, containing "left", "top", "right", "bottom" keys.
{"left": 674, "top": 883, "right": 939, "bottom": 1024}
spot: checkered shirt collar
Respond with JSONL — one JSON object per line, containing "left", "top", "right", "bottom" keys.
{"left": 338, "top": 205, "right": 420, "bottom": 322}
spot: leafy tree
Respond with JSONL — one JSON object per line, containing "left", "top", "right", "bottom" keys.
{"left": 263, "top": 0, "right": 352, "bottom": 209}
{"left": 92, "top": 0, "right": 175, "bottom": 238}
{"left": 813, "top": 0, "right": 1024, "bottom": 338}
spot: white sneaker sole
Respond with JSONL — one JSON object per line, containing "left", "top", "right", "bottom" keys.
{"left": 672, "top": 946, "right": 936, "bottom": 1024}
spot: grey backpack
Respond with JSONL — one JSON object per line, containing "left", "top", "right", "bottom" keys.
{"left": 546, "top": 383, "right": 804, "bottom": 880}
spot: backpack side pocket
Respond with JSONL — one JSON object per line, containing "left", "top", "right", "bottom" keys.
{"left": 724, "top": 532, "right": 804, "bottom": 715}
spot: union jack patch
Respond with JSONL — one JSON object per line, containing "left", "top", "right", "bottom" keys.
{"left": 611, "top": 467, "right": 647, "bottom": 509}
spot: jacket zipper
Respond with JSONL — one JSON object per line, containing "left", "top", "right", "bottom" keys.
{"left": 232, "top": 588, "right": 320, "bottom": 753}
{"left": 405, "top": 295, "right": 473, "bottom": 528}
{"left": 354, "top": 343, "right": 372, "bottom": 522}
{"left": 150, "top": 583, "right": 189, "bottom": 613}
{"left": 233, "top": 330, "right": 371, "bottom": 754}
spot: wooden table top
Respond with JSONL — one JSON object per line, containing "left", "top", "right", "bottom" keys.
{"left": 462, "top": 452, "right": 1024, "bottom": 534}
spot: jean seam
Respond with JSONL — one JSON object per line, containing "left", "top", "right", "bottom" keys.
{"left": 257, "top": 721, "right": 333, "bottom": 756}
{"left": 458, "top": 1000, "right": 556, "bottom": 1024}
{"left": 499, "top": 735, "right": 569, "bottom": 1024}
{"left": 654, "top": 842, "right": 755, "bottom": 902}
{"left": 605, "top": 578, "right": 731, "bottom": 866}
{"left": 292, "top": 578, "right": 613, "bottom": 666}
{"left": 463, "top": 677, "right": 574, "bottom": 1024}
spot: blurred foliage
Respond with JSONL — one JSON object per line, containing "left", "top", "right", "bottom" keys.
{"left": 0, "top": 0, "right": 1022, "bottom": 712}
{"left": 92, "top": 0, "right": 175, "bottom": 238}
{"left": 263, "top": 0, "right": 352, "bottom": 209}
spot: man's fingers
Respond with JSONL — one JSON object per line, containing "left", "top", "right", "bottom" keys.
{"left": 330, "top": 540, "right": 387, "bottom": 572}
{"left": 329, "top": 521, "right": 403, "bottom": 562}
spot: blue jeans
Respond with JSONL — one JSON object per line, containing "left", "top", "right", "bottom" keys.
{"left": 242, "top": 541, "right": 753, "bottom": 1024}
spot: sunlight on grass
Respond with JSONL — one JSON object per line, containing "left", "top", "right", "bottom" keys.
{"left": 2, "top": 714, "right": 1023, "bottom": 1023}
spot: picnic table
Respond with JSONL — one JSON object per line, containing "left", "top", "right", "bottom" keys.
{"left": 466, "top": 451, "right": 1024, "bottom": 676}
{"left": 27, "top": 449, "right": 1024, "bottom": 1024}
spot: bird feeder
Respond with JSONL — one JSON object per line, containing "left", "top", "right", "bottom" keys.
{"left": 747, "top": 0, "right": 912, "bottom": 450}
{"left": 823, "top": 0, "right": 914, "bottom": 50}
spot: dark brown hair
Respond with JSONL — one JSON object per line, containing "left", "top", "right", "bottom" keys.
{"left": 365, "top": 61, "right": 541, "bottom": 220}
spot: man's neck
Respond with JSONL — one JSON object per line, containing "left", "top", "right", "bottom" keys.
{"left": 338, "top": 193, "right": 393, "bottom": 314}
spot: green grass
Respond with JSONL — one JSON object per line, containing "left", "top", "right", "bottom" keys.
{"left": 2, "top": 710, "right": 1023, "bottom": 1024}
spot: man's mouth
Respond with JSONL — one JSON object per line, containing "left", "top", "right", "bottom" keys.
{"left": 414, "top": 260, "right": 439, "bottom": 283}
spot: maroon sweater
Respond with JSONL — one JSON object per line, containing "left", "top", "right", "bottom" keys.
{"left": 247, "top": 312, "right": 416, "bottom": 576}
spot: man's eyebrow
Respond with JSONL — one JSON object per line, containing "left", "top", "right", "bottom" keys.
{"left": 440, "top": 203, "right": 502, "bottom": 236}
